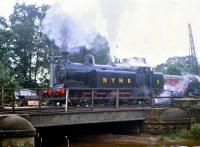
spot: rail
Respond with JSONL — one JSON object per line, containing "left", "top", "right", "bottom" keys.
{"left": 0, "top": 87, "right": 199, "bottom": 114}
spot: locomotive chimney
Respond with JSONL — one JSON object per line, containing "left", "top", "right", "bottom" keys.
{"left": 61, "top": 51, "right": 69, "bottom": 60}
{"left": 61, "top": 40, "right": 70, "bottom": 62}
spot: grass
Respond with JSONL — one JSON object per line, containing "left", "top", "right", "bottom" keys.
{"left": 190, "top": 123, "right": 200, "bottom": 140}
{"left": 159, "top": 123, "right": 200, "bottom": 141}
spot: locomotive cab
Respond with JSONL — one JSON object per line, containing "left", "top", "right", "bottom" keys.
{"left": 151, "top": 72, "right": 164, "bottom": 95}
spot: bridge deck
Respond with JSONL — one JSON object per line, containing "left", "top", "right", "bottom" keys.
{"left": 0, "top": 106, "right": 147, "bottom": 128}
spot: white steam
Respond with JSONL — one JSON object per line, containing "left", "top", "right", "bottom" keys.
{"left": 42, "top": 0, "right": 135, "bottom": 56}
{"left": 42, "top": 0, "right": 100, "bottom": 52}
{"left": 155, "top": 74, "right": 200, "bottom": 105}
{"left": 161, "top": 74, "right": 200, "bottom": 97}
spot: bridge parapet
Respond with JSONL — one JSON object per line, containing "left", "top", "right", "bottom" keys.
{"left": 29, "top": 109, "right": 146, "bottom": 127}
{"left": 172, "top": 97, "right": 200, "bottom": 108}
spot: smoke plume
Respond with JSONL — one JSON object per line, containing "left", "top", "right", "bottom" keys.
{"left": 42, "top": 0, "right": 134, "bottom": 57}
{"left": 42, "top": 0, "right": 99, "bottom": 53}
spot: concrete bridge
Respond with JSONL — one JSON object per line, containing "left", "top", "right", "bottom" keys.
{"left": 0, "top": 97, "right": 199, "bottom": 130}
{"left": 29, "top": 108, "right": 146, "bottom": 127}
{"left": 1, "top": 107, "right": 147, "bottom": 128}
{"left": 0, "top": 96, "right": 199, "bottom": 147}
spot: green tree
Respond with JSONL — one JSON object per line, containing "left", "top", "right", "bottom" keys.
{"left": 153, "top": 63, "right": 166, "bottom": 73}
{"left": 0, "top": 16, "right": 12, "bottom": 68}
{"left": 0, "top": 63, "right": 18, "bottom": 87}
{"left": 154, "top": 56, "right": 193, "bottom": 75}
{"left": 166, "top": 56, "right": 191, "bottom": 73}
{"left": 9, "top": 3, "right": 49, "bottom": 88}
{"left": 166, "top": 64, "right": 181, "bottom": 75}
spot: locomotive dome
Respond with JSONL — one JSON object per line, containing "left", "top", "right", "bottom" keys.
{"left": 123, "top": 57, "right": 149, "bottom": 66}
{"left": 84, "top": 54, "right": 95, "bottom": 65}
{"left": 115, "top": 57, "right": 150, "bottom": 68}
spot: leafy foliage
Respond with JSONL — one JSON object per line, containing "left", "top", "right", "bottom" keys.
{"left": 154, "top": 56, "right": 198, "bottom": 75}
{"left": 165, "top": 64, "right": 181, "bottom": 75}
{"left": 190, "top": 123, "right": 200, "bottom": 139}
{"left": 160, "top": 123, "right": 200, "bottom": 140}
{"left": 0, "top": 17, "right": 12, "bottom": 68}
{"left": 187, "top": 80, "right": 200, "bottom": 96}
{"left": 0, "top": 63, "right": 18, "bottom": 87}
{"left": 9, "top": 3, "right": 49, "bottom": 88}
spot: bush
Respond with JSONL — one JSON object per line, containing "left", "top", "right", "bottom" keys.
{"left": 159, "top": 127, "right": 191, "bottom": 140}
{"left": 190, "top": 123, "right": 200, "bottom": 139}
{"left": 191, "top": 103, "right": 200, "bottom": 109}
{"left": 159, "top": 123, "right": 200, "bottom": 140}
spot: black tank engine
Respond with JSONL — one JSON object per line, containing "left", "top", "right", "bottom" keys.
{"left": 45, "top": 53, "right": 164, "bottom": 106}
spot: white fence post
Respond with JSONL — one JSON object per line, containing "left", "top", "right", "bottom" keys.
{"left": 116, "top": 89, "right": 119, "bottom": 109}
{"left": 65, "top": 89, "right": 69, "bottom": 112}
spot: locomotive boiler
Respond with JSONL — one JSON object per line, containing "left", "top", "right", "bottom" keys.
{"left": 46, "top": 52, "right": 164, "bottom": 106}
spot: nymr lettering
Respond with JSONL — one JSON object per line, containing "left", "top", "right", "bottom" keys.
{"left": 102, "top": 77, "right": 132, "bottom": 84}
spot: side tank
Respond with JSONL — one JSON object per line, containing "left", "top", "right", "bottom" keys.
{"left": 55, "top": 53, "right": 116, "bottom": 87}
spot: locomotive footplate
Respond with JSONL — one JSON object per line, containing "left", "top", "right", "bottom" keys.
{"left": 46, "top": 95, "right": 153, "bottom": 107}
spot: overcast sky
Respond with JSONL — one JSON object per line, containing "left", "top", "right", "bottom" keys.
{"left": 1, "top": 0, "right": 200, "bottom": 67}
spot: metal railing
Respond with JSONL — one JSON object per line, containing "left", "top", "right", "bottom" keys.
{"left": 0, "top": 87, "right": 198, "bottom": 113}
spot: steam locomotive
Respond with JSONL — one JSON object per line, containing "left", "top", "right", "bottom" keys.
{"left": 46, "top": 52, "right": 164, "bottom": 106}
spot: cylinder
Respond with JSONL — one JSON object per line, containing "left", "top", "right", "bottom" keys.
{"left": 0, "top": 114, "right": 36, "bottom": 147}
